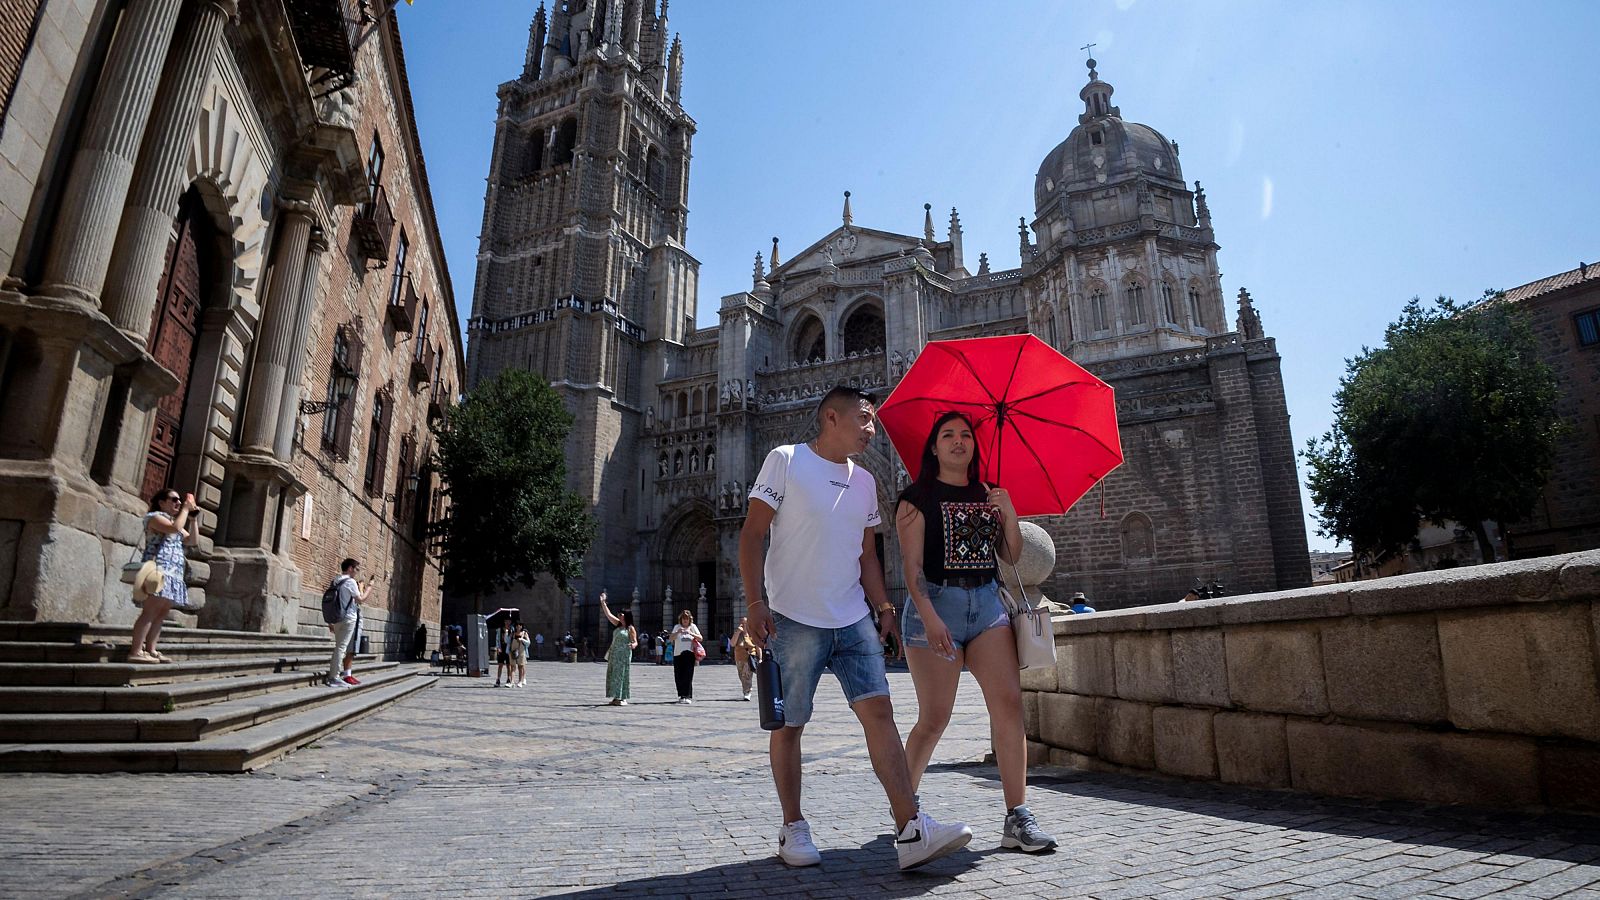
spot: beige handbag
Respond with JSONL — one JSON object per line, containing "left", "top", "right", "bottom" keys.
{"left": 998, "top": 559, "right": 1056, "bottom": 670}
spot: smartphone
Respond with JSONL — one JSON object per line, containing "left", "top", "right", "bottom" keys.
{"left": 184, "top": 492, "right": 196, "bottom": 507}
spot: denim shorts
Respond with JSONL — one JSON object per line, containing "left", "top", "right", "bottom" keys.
{"left": 767, "top": 611, "right": 891, "bottom": 727}
{"left": 901, "top": 580, "right": 1010, "bottom": 651}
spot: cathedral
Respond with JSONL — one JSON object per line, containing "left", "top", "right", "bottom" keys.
{"left": 463, "top": 1, "right": 1312, "bottom": 645}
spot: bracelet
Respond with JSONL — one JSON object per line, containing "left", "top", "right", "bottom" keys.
{"left": 874, "top": 602, "right": 895, "bottom": 616}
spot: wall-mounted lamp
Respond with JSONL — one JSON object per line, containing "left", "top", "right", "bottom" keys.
{"left": 299, "top": 366, "right": 358, "bottom": 416}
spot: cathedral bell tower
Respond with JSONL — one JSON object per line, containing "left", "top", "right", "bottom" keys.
{"left": 464, "top": 0, "right": 699, "bottom": 632}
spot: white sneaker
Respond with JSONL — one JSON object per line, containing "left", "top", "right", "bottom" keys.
{"left": 895, "top": 811, "right": 972, "bottom": 870}
{"left": 777, "top": 819, "right": 822, "bottom": 867}
{"left": 742, "top": 692, "right": 751, "bottom": 701}
{"left": 683, "top": 697, "right": 693, "bottom": 704}
{"left": 323, "top": 678, "right": 347, "bottom": 688}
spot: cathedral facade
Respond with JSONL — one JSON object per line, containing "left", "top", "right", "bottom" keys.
{"left": 464, "top": 2, "right": 1312, "bottom": 646}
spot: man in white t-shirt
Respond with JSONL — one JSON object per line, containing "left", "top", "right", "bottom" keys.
{"left": 740, "top": 386, "right": 972, "bottom": 871}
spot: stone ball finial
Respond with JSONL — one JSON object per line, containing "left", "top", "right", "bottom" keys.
{"left": 1013, "top": 521, "right": 1056, "bottom": 587}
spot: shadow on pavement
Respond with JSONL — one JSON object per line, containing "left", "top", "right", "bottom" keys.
{"left": 549, "top": 836, "right": 979, "bottom": 898}
{"left": 934, "top": 760, "right": 1600, "bottom": 865}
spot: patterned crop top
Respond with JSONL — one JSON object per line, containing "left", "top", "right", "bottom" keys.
{"left": 899, "top": 479, "right": 999, "bottom": 585}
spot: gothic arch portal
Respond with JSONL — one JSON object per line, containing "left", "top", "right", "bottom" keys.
{"left": 653, "top": 500, "right": 718, "bottom": 638}
{"left": 790, "top": 311, "right": 826, "bottom": 363}
{"left": 841, "top": 297, "right": 886, "bottom": 355}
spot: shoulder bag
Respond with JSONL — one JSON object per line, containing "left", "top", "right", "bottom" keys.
{"left": 995, "top": 532, "right": 1056, "bottom": 670}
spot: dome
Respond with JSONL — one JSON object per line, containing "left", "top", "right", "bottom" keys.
{"left": 1033, "top": 62, "right": 1184, "bottom": 211}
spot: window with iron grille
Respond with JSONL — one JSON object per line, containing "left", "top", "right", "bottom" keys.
{"left": 363, "top": 390, "right": 390, "bottom": 496}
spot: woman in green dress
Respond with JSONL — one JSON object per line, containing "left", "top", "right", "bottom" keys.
{"left": 599, "top": 592, "right": 637, "bottom": 705}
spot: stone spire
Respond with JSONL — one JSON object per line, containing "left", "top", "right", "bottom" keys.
{"left": 978, "top": 252, "right": 991, "bottom": 275}
{"left": 524, "top": 4, "right": 547, "bottom": 80}
{"left": 752, "top": 252, "right": 765, "bottom": 287}
{"left": 1018, "top": 216, "right": 1033, "bottom": 258}
{"left": 753, "top": 252, "right": 771, "bottom": 296}
{"left": 770, "top": 235, "right": 781, "bottom": 269}
{"left": 543, "top": 0, "right": 571, "bottom": 77}
{"left": 623, "top": 0, "right": 642, "bottom": 56}
{"left": 1236, "top": 287, "right": 1264, "bottom": 340}
{"left": 666, "top": 34, "right": 683, "bottom": 101}
{"left": 1194, "top": 181, "right": 1212, "bottom": 228}
{"left": 602, "top": 0, "right": 624, "bottom": 54}
{"left": 923, "top": 203, "right": 935, "bottom": 241}
{"left": 948, "top": 206, "right": 965, "bottom": 271}
{"left": 842, "top": 190, "right": 853, "bottom": 227}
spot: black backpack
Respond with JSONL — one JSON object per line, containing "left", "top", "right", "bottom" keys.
{"left": 321, "top": 578, "right": 347, "bottom": 624}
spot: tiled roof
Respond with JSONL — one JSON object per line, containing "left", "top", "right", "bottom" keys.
{"left": 1501, "top": 260, "right": 1600, "bottom": 304}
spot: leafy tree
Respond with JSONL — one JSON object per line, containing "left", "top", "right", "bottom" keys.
{"left": 1303, "top": 294, "right": 1562, "bottom": 563}
{"left": 431, "top": 369, "right": 595, "bottom": 609}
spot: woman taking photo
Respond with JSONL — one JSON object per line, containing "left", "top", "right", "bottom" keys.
{"left": 598, "top": 592, "right": 637, "bottom": 705}
{"left": 894, "top": 411, "right": 1057, "bottom": 852}
{"left": 668, "top": 609, "right": 702, "bottom": 703}
{"left": 128, "top": 488, "right": 201, "bottom": 664}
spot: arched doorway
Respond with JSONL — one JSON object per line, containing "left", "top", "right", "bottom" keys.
{"left": 142, "top": 187, "right": 219, "bottom": 500}
{"left": 657, "top": 501, "right": 719, "bottom": 642}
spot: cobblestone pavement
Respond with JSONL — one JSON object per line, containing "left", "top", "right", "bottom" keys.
{"left": 3, "top": 659, "right": 1599, "bottom": 899}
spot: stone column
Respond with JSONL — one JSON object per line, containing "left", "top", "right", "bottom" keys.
{"left": 40, "top": 0, "right": 186, "bottom": 304}
{"left": 102, "top": 0, "right": 238, "bottom": 336}
{"left": 238, "top": 205, "right": 313, "bottom": 455}
{"left": 271, "top": 229, "right": 328, "bottom": 460}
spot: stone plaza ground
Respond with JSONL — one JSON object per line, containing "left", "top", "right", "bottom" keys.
{"left": 2, "top": 659, "right": 1598, "bottom": 899}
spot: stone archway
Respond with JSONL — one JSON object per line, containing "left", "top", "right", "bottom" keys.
{"left": 654, "top": 500, "right": 719, "bottom": 640}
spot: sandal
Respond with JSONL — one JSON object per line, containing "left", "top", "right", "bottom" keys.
{"left": 126, "top": 651, "right": 160, "bottom": 664}
{"left": 148, "top": 650, "right": 173, "bottom": 663}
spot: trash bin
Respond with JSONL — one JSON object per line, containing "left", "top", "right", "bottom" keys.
{"left": 359, "top": 635, "right": 370, "bottom": 654}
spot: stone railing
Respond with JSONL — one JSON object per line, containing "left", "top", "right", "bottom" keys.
{"left": 1023, "top": 550, "right": 1600, "bottom": 812}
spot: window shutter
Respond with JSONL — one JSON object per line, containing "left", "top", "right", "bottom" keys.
{"left": 333, "top": 323, "right": 364, "bottom": 460}
{"left": 370, "top": 389, "right": 391, "bottom": 498}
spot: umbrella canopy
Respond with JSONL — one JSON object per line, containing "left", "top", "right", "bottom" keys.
{"left": 877, "top": 334, "right": 1123, "bottom": 517}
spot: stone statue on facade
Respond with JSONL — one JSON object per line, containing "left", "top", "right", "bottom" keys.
{"left": 720, "top": 381, "right": 731, "bottom": 409}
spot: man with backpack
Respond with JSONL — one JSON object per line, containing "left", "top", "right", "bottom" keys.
{"left": 322, "top": 558, "right": 375, "bottom": 687}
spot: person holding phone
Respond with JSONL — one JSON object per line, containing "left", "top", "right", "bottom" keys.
{"left": 325, "top": 558, "right": 376, "bottom": 687}
{"left": 127, "top": 488, "right": 201, "bottom": 663}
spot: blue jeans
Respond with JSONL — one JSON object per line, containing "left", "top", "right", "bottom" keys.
{"left": 901, "top": 581, "right": 1009, "bottom": 651}
{"left": 767, "top": 612, "right": 890, "bottom": 727}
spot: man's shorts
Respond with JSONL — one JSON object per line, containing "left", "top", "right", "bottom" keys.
{"left": 497, "top": 650, "right": 510, "bottom": 664}
{"left": 768, "top": 611, "right": 890, "bottom": 727}
{"left": 901, "top": 580, "right": 1009, "bottom": 652}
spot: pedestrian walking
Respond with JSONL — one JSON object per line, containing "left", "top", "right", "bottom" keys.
{"left": 740, "top": 385, "right": 972, "bottom": 871}
{"left": 127, "top": 488, "right": 202, "bottom": 664}
{"left": 599, "top": 591, "right": 638, "bottom": 705}
{"left": 723, "top": 633, "right": 733, "bottom": 661}
{"left": 731, "top": 617, "right": 760, "bottom": 700}
{"left": 321, "top": 558, "right": 373, "bottom": 687}
{"left": 495, "top": 625, "right": 514, "bottom": 686}
{"left": 654, "top": 632, "right": 665, "bottom": 666}
{"left": 511, "top": 624, "right": 530, "bottom": 686}
{"left": 562, "top": 631, "right": 576, "bottom": 662}
{"left": 669, "top": 610, "right": 703, "bottom": 702}
{"left": 534, "top": 631, "right": 545, "bottom": 659}
{"left": 894, "top": 410, "right": 1057, "bottom": 853}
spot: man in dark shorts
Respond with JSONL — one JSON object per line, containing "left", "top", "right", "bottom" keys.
{"left": 740, "top": 386, "right": 972, "bottom": 871}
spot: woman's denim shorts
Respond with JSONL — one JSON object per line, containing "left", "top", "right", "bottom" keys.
{"left": 901, "top": 580, "right": 1009, "bottom": 652}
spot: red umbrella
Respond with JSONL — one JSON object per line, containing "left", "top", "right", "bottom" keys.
{"left": 877, "top": 334, "right": 1122, "bottom": 517}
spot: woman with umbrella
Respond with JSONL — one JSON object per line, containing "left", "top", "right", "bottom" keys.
{"left": 893, "top": 411, "right": 1058, "bottom": 853}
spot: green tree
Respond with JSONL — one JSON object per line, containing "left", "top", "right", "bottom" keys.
{"left": 1303, "top": 294, "right": 1562, "bottom": 563}
{"left": 431, "top": 369, "right": 595, "bottom": 609}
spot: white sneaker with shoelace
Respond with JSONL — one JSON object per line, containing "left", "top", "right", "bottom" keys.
{"left": 777, "top": 819, "right": 821, "bottom": 867}
{"left": 895, "top": 811, "right": 972, "bottom": 870}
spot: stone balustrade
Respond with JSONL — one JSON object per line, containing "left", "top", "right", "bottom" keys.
{"left": 1023, "top": 549, "right": 1600, "bottom": 813}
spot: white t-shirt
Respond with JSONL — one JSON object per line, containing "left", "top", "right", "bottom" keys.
{"left": 748, "top": 443, "right": 882, "bottom": 629}
{"left": 671, "top": 624, "right": 702, "bottom": 655}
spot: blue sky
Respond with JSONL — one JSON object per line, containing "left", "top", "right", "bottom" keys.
{"left": 398, "top": 1, "right": 1600, "bottom": 551}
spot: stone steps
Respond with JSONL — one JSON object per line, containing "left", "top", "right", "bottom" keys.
{"left": 0, "top": 663, "right": 411, "bottom": 741}
{"left": 0, "top": 621, "right": 434, "bottom": 773}
{"left": 0, "top": 652, "right": 366, "bottom": 686}
{"left": 0, "top": 673, "right": 432, "bottom": 773}
{"left": 0, "top": 659, "right": 398, "bottom": 713}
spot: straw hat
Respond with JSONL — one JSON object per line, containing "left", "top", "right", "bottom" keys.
{"left": 130, "top": 561, "right": 162, "bottom": 604}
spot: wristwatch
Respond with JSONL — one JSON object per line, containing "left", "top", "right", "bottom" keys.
{"left": 874, "top": 602, "right": 895, "bottom": 616}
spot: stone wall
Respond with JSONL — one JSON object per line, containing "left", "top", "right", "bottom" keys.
{"left": 1023, "top": 549, "right": 1600, "bottom": 813}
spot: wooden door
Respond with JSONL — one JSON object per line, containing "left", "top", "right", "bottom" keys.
{"left": 141, "top": 192, "right": 208, "bottom": 501}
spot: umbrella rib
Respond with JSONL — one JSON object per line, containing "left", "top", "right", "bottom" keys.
{"left": 880, "top": 394, "right": 993, "bottom": 410}
{"left": 933, "top": 342, "right": 1005, "bottom": 407}
{"left": 1007, "top": 424, "right": 1070, "bottom": 514}
{"left": 1008, "top": 408, "right": 1123, "bottom": 459}
{"left": 999, "top": 339, "right": 1026, "bottom": 406}
{"left": 1006, "top": 379, "right": 1105, "bottom": 407}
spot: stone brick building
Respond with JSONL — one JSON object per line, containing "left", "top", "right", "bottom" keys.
{"left": 0, "top": 0, "right": 462, "bottom": 655}
{"left": 1502, "top": 261, "right": 1600, "bottom": 558}
{"left": 463, "top": 4, "right": 1311, "bottom": 643}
